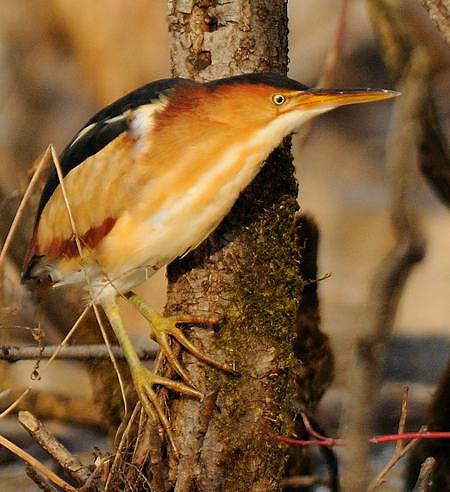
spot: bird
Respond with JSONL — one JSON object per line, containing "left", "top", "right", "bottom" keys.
{"left": 22, "top": 72, "right": 398, "bottom": 453}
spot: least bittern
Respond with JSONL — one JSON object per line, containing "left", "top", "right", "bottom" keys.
{"left": 22, "top": 73, "right": 398, "bottom": 452}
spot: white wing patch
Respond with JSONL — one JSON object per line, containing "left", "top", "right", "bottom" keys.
{"left": 128, "top": 101, "right": 167, "bottom": 157}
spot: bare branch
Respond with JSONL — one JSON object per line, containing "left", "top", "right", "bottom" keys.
{"left": 0, "top": 344, "right": 157, "bottom": 362}
{"left": 341, "top": 47, "right": 428, "bottom": 491}
{"left": 18, "top": 410, "right": 90, "bottom": 485}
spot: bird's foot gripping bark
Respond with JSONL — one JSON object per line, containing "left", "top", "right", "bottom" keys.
{"left": 130, "top": 363, "right": 201, "bottom": 455}
{"left": 102, "top": 296, "right": 205, "bottom": 456}
{"left": 125, "top": 291, "right": 238, "bottom": 389}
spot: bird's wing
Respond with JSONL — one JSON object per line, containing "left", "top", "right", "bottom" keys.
{"left": 23, "top": 77, "right": 194, "bottom": 280}
{"left": 36, "top": 77, "right": 192, "bottom": 219}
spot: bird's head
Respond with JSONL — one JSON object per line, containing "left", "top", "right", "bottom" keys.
{"left": 196, "top": 73, "right": 399, "bottom": 134}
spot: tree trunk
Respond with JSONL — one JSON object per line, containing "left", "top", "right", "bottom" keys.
{"left": 162, "top": 1, "right": 303, "bottom": 490}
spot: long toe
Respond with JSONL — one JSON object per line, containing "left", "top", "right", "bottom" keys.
{"left": 125, "top": 292, "right": 239, "bottom": 381}
{"left": 131, "top": 364, "right": 203, "bottom": 456}
{"left": 167, "top": 318, "right": 240, "bottom": 376}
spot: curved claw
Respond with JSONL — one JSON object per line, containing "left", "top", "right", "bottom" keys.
{"left": 150, "top": 325, "right": 198, "bottom": 388}
{"left": 166, "top": 320, "right": 240, "bottom": 376}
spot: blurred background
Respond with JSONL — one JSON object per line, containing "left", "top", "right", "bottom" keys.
{"left": 0, "top": 0, "right": 448, "bottom": 489}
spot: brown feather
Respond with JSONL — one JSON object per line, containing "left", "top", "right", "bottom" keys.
{"left": 43, "top": 216, "right": 117, "bottom": 259}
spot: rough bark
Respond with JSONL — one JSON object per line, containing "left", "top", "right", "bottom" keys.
{"left": 163, "top": 1, "right": 303, "bottom": 490}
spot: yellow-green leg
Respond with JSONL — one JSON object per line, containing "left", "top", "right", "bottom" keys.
{"left": 125, "top": 291, "right": 237, "bottom": 388}
{"left": 101, "top": 296, "right": 201, "bottom": 455}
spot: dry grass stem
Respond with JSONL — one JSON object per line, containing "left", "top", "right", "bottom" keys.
{"left": 49, "top": 145, "right": 129, "bottom": 417}
{"left": 0, "top": 433, "right": 76, "bottom": 491}
{"left": 0, "top": 145, "right": 52, "bottom": 271}
{"left": 396, "top": 386, "right": 409, "bottom": 452}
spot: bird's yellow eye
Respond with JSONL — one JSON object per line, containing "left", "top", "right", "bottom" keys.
{"left": 272, "top": 94, "right": 286, "bottom": 105}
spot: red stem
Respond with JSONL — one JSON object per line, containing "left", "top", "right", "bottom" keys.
{"left": 269, "top": 430, "right": 450, "bottom": 448}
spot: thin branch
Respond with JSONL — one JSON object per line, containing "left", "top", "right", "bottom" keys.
{"left": 341, "top": 47, "right": 428, "bottom": 491}
{"left": 368, "top": 390, "right": 413, "bottom": 491}
{"left": 369, "top": 431, "right": 450, "bottom": 444}
{"left": 269, "top": 428, "right": 450, "bottom": 448}
{"left": 367, "top": 432, "right": 423, "bottom": 492}
{"left": 0, "top": 344, "right": 158, "bottom": 362}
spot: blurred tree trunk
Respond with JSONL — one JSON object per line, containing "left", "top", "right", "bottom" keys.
{"left": 162, "top": 1, "right": 304, "bottom": 490}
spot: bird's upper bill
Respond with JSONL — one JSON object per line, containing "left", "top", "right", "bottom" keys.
{"left": 276, "top": 89, "right": 400, "bottom": 113}
{"left": 289, "top": 87, "right": 400, "bottom": 111}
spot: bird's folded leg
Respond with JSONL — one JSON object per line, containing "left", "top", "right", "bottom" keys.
{"left": 101, "top": 297, "right": 201, "bottom": 456}
{"left": 125, "top": 291, "right": 238, "bottom": 389}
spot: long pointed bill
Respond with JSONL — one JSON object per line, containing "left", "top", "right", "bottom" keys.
{"left": 292, "top": 88, "right": 400, "bottom": 112}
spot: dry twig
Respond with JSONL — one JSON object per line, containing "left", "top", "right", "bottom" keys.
{"left": 0, "top": 344, "right": 157, "bottom": 362}
{"left": 18, "top": 410, "right": 90, "bottom": 485}
{"left": 0, "top": 146, "right": 52, "bottom": 271}
{"left": 367, "top": 388, "right": 414, "bottom": 491}
{"left": 412, "top": 456, "right": 436, "bottom": 492}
